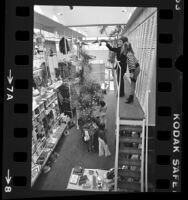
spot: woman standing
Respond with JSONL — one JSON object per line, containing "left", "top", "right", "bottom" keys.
{"left": 98, "top": 123, "right": 111, "bottom": 157}
{"left": 98, "top": 100, "right": 107, "bottom": 128}
{"left": 124, "top": 42, "right": 140, "bottom": 103}
{"left": 101, "top": 37, "right": 128, "bottom": 97}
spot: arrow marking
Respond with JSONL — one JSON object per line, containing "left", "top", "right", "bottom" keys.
{"left": 5, "top": 169, "right": 12, "bottom": 184}
{"left": 7, "top": 69, "right": 13, "bottom": 85}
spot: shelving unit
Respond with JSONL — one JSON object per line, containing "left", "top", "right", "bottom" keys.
{"left": 32, "top": 82, "right": 71, "bottom": 187}
{"left": 31, "top": 123, "right": 68, "bottom": 187}
{"left": 32, "top": 21, "right": 82, "bottom": 188}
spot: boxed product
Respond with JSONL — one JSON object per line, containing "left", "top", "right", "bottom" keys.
{"left": 73, "top": 166, "right": 84, "bottom": 175}
{"left": 78, "top": 175, "right": 88, "bottom": 185}
{"left": 69, "top": 174, "right": 79, "bottom": 185}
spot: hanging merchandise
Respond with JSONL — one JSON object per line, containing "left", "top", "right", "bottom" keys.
{"left": 54, "top": 68, "right": 61, "bottom": 79}
{"left": 35, "top": 33, "right": 45, "bottom": 45}
{"left": 33, "top": 75, "right": 43, "bottom": 88}
{"left": 33, "top": 77, "right": 37, "bottom": 89}
{"left": 59, "top": 37, "right": 70, "bottom": 54}
{"left": 34, "top": 33, "right": 45, "bottom": 54}
{"left": 68, "top": 38, "right": 73, "bottom": 52}
{"left": 49, "top": 48, "right": 54, "bottom": 57}
{"left": 48, "top": 56, "right": 58, "bottom": 83}
{"left": 41, "top": 63, "right": 48, "bottom": 87}
{"left": 58, "top": 62, "right": 66, "bottom": 79}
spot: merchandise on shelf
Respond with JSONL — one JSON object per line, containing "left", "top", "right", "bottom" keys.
{"left": 32, "top": 84, "right": 71, "bottom": 186}
{"left": 32, "top": 32, "right": 79, "bottom": 185}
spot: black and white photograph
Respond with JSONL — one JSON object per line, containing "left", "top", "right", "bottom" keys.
{"left": 32, "top": 6, "right": 157, "bottom": 192}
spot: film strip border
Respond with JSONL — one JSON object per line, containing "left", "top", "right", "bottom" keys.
{"left": 3, "top": 0, "right": 183, "bottom": 198}
{"left": 156, "top": 5, "right": 183, "bottom": 192}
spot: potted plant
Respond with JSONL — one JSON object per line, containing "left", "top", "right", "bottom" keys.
{"left": 77, "top": 50, "right": 93, "bottom": 84}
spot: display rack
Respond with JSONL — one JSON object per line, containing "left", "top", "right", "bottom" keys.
{"left": 32, "top": 26, "right": 81, "bottom": 187}
{"left": 31, "top": 123, "right": 68, "bottom": 187}
{"left": 32, "top": 81, "right": 70, "bottom": 187}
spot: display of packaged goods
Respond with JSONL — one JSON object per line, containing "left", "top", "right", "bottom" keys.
{"left": 48, "top": 137, "right": 57, "bottom": 144}
{"left": 34, "top": 107, "right": 40, "bottom": 115}
{"left": 82, "top": 182, "right": 91, "bottom": 189}
{"left": 73, "top": 166, "right": 83, "bottom": 175}
{"left": 32, "top": 153, "right": 39, "bottom": 163}
{"left": 32, "top": 81, "right": 72, "bottom": 186}
{"left": 36, "top": 144, "right": 43, "bottom": 157}
{"left": 69, "top": 174, "right": 79, "bottom": 185}
{"left": 32, "top": 143, "right": 37, "bottom": 155}
{"left": 52, "top": 132, "right": 61, "bottom": 139}
{"left": 46, "top": 143, "right": 55, "bottom": 149}
{"left": 40, "top": 111, "right": 45, "bottom": 119}
{"left": 31, "top": 164, "right": 41, "bottom": 178}
{"left": 33, "top": 118, "right": 37, "bottom": 124}
{"left": 79, "top": 175, "right": 88, "bottom": 185}
{"left": 52, "top": 126, "right": 59, "bottom": 134}
{"left": 38, "top": 103, "right": 44, "bottom": 112}
{"left": 36, "top": 124, "right": 42, "bottom": 131}
{"left": 88, "top": 170, "right": 94, "bottom": 175}
{"left": 92, "top": 175, "right": 97, "bottom": 189}
{"left": 36, "top": 150, "right": 49, "bottom": 165}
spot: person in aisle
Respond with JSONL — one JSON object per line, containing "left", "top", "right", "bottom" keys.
{"left": 101, "top": 37, "right": 128, "bottom": 97}
{"left": 98, "top": 123, "right": 111, "bottom": 157}
{"left": 124, "top": 41, "right": 140, "bottom": 103}
{"left": 83, "top": 128, "right": 91, "bottom": 152}
{"left": 98, "top": 100, "right": 107, "bottom": 128}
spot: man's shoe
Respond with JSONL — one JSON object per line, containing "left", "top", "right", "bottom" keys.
{"left": 125, "top": 95, "right": 134, "bottom": 103}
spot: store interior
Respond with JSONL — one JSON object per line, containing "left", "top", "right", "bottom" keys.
{"left": 32, "top": 6, "right": 157, "bottom": 192}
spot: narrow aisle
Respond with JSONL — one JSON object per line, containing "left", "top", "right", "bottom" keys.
{"left": 33, "top": 91, "right": 116, "bottom": 191}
